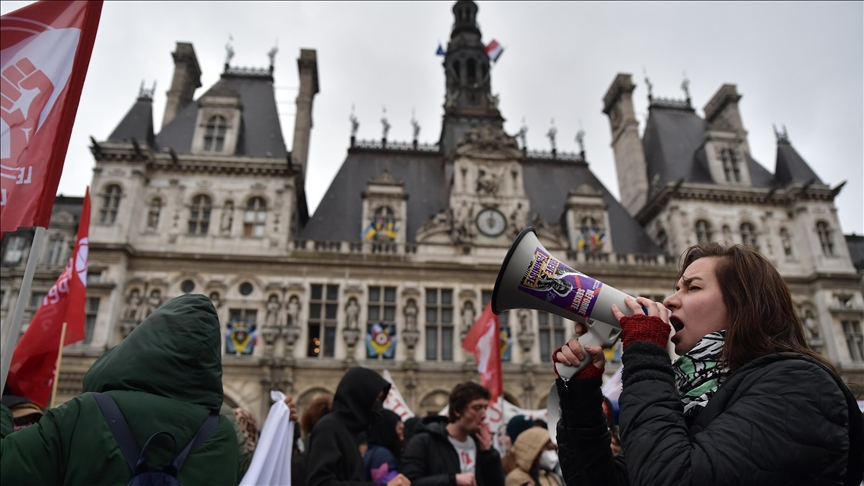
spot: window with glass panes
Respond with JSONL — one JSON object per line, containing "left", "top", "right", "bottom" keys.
{"left": 425, "top": 288, "right": 454, "bottom": 361}
{"left": 84, "top": 297, "right": 100, "bottom": 344}
{"left": 482, "top": 290, "right": 510, "bottom": 361}
{"left": 308, "top": 284, "right": 339, "bottom": 358}
{"left": 538, "top": 312, "right": 566, "bottom": 362}
{"left": 29, "top": 292, "right": 46, "bottom": 309}
{"left": 45, "top": 236, "right": 66, "bottom": 266}
{"left": 368, "top": 286, "right": 396, "bottom": 324}
{"left": 817, "top": 221, "right": 834, "bottom": 256}
{"left": 188, "top": 195, "right": 212, "bottom": 235}
{"left": 100, "top": 185, "right": 122, "bottom": 225}
{"left": 842, "top": 321, "right": 864, "bottom": 362}
{"left": 243, "top": 197, "right": 267, "bottom": 237}
{"left": 695, "top": 220, "right": 713, "bottom": 243}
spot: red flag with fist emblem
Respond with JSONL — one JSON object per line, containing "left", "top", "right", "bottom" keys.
{"left": 7, "top": 188, "right": 90, "bottom": 407}
{"left": 0, "top": 1, "right": 102, "bottom": 233}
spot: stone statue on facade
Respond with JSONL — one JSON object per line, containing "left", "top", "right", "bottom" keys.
{"left": 476, "top": 166, "right": 503, "bottom": 195}
{"left": 381, "top": 107, "right": 390, "bottom": 140}
{"left": 404, "top": 299, "right": 418, "bottom": 332}
{"left": 546, "top": 119, "right": 557, "bottom": 152}
{"left": 518, "top": 309, "right": 531, "bottom": 335}
{"left": 452, "top": 201, "right": 474, "bottom": 244}
{"left": 462, "top": 301, "right": 476, "bottom": 330}
{"left": 143, "top": 289, "right": 162, "bottom": 320}
{"left": 346, "top": 298, "right": 360, "bottom": 330}
{"left": 124, "top": 289, "right": 143, "bottom": 321}
{"left": 516, "top": 117, "right": 528, "bottom": 150}
{"left": 411, "top": 111, "right": 420, "bottom": 143}
{"left": 209, "top": 291, "right": 222, "bottom": 309}
{"left": 286, "top": 295, "right": 301, "bottom": 328}
{"left": 350, "top": 105, "right": 359, "bottom": 138}
{"left": 220, "top": 202, "right": 234, "bottom": 234}
{"left": 264, "top": 294, "right": 281, "bottom": 328}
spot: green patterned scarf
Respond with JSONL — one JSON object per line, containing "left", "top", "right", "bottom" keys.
{"left": 673, "top": 330, "right": 728, "bottom": 419}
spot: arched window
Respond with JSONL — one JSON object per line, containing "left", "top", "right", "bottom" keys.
{"left": 721, "top": 149, "right": 741, "bottom": 182}
{"left": 203, "top": 116, "right": 227, "bottom": 152}
{"left": 100, "top": 184, "right": 122, "bottom": 225}
{"left": 816, "top": 221, "right": 834, "bottom": 256}
{"left": 779, "top": 227, "right": 793, "bottom": 256}
{"left": 146, "top": 198, "right": 161, "bottom": 230}
{"left": 695, "top": 220, "right": 713, "bottom": 243}
{"left": 188, "top": 195, "right": 211, "bottom": 235}
{"left": 467, "top": 58, "right": 477, "bottom": 83}
{"left": 243, "top": 197, "right": 267, "bottom": 237}
{"left": 740, "top": 222, "right": 758, "bottom": 249}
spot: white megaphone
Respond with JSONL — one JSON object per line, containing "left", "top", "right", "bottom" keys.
{"left": 492, "top": 227, "right": 643, "bottom": 381}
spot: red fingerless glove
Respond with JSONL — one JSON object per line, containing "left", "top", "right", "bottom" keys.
{"left": 620, "top": 314, "right": 671, "bottom": 349}
{"left": 551, "top": 346, "right": 605, "bottom": 379}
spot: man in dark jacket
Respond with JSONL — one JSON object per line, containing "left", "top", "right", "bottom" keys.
{"left": 306, "top": 366, "right": 410, "bottom": 486}
{"left": 401, "top": 382, "right": 505, "bottom": 486}
{"left": 0, "top": 294, "right": 238, "bottom": 485}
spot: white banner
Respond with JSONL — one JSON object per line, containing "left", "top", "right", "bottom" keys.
{"left": 382, "top": 369, "right": 415, "bottom": 420}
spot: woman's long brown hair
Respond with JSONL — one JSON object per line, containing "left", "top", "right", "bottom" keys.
{"left": 678, "top": 242, "right": 835, "bottom": 372}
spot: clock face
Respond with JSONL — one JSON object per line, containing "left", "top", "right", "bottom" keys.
{"left": 476, "top": 208, "right": 506, "bottom": 237}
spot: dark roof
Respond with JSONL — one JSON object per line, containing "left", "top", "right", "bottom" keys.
{"left": 108, "top": 96, "right": 155, "bottom": 147}
{"left": 774, "top": 141, "right": 823, "bottom": 185}
{"left": 52, "top": 195, "right": 84, "bottom": 221}
{"left": 300, "top": 151, "right": 449, "bottom": 243}
{"left": 522, "top": 160, "right": 663, "bottom": 254}
{"left": 642, "top": 106, "right": 711, "bottom": 188}
{"left": 846, "top": 234, "right": 864, "bottom": 272}
{"left": 155, "top": 72, "right": 287, "bottom": 158}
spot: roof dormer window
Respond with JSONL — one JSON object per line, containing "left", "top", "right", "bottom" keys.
{"left": 204, "top": 116, "right": 227, "bottom": 152}
{"left": 721, "top": 149, "right": 741, "bottom": 182}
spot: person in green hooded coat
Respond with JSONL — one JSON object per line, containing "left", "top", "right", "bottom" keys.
{"left": 0, "top": 293, "right": 238, "bottom": 485}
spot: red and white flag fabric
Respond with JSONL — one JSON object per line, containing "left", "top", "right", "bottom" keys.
{"left": 461, "top": 301, "right": 503, "bottom": 402}
{"left": 7, "top": 188, "right": 90, "bottom": 407}
{"left": 382, "top": 369, "right": 416, "bottom": 421}
{"left": 484, "top": 39, "right": 504, "bottom": 63}
{"left": 0, "top": 1, "right": 102, "bottom": 233}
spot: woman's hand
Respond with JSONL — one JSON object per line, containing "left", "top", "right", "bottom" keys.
{"left": 553, "top": 320, "right": 606, "bottom": 371}
{"left": 611, "top": 296, "right": 672, "bottom": 349}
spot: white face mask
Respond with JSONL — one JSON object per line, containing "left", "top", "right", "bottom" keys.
{"left": 538, "top": 449, "right": 559, "bottom": 471}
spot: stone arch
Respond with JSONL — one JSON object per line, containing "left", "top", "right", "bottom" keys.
{"left": 419, "top": 390, "right": 450, "bottom": 417}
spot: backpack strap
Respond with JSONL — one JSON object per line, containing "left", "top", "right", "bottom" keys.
{"left": 171, "top": 414, "right": 220, "bottom": 472}
{"left": 91, "top": 392, "right": 140, "bottom": 473}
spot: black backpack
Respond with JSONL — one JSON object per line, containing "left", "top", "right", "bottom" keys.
{"left": 91, "top": 392, "right": 219, "bottom": 486}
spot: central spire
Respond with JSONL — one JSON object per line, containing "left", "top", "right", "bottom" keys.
{"left": 439, "top": 0, "right": 504, "bottom": 154}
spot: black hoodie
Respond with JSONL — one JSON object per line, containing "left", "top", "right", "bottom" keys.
{"left": 306, "top": 367, "right": 391, "bottom": 486}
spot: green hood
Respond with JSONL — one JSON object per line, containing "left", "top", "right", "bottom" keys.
{"left": 83, "top": 294, "right": 223, "bottom": 411}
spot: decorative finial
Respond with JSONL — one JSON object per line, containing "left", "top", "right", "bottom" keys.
{"left": 411, "top": 108, "right": 420, "bottom": 142}
{"left": 349, "top": 104, "right": 359, "bottom": 138}
{"left": 381, "top": 106, "right": 390, "bottom": 140}
{"left": 546, "top": 118, "right": 557, "bottom": 152}
{"left": 267, "top": 39, "right": 279, "bottom": 68}
{"left": 681, "top": 70, "right": 691, "bottom": 102}
{"left": 575, "top": 126, "right": 585, "bottom": 155}
{"left": 643, "top": 66, "right": 653, "bottom": 102}
{"left": 224, "top": 35, "right": 235, "bottom": 67}
{"left": 138, "top": 80, "right": 156, "bottom": 100}
{"left": 773, "top": 123, "right": 790, "bottom": 144}
{"left": 516, "top": 117, "right": 528, "bottom": 149}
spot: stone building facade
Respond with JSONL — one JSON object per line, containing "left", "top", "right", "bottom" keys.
{"left": 2, "top": 0, "right": 862, "bottom": 424}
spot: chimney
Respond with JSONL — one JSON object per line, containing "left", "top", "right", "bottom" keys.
{"left": 291, "top": 49, "right": 320, "bottom": 178}
{"left": 603, "top": 74, "right": 648, "bottom": 215}
{"left": 162, "top": 42, "right": 201, "bottom": 129}
{"left": 703, "top": 84, "right": 750, "bottom": 153}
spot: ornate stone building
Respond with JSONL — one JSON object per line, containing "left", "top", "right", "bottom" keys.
{"left": 2, "top": 0, "right": 862, "bottom": 424}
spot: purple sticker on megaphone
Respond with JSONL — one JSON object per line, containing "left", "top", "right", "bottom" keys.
{"left": 519, "top": 247, "right": 603, "bottom": 319}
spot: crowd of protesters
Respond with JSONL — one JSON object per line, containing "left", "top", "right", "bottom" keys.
{"left": 2, "top": 242, "right": 863, "bottom": 485}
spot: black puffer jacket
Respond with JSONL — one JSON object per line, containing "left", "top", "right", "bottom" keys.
{"left": 556, "top": 343, "right": 861, "bottom": 486}
{"left": 401, "top": 415, "right": 505, "bottom": 486}
{"left": 306, "top": 367, "right": 391, "bottom": 486}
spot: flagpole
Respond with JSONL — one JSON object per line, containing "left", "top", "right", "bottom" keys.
{"left": 0, "top": 226, "right": 47, "bottom": 394}
{"left": 49, "top": 322, "right": 67, "bottom": 408}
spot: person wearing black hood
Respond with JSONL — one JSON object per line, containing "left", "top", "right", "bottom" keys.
{"left": 306, "top": 367, "right": 411, "bottom": 486}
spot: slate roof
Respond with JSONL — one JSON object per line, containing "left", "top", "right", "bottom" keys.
{"left": 642, "top": 104, "right": 819, "bottom": 190}
{"left": 302, "top": 148, "right": 663, "bottom": 254}
{"left": 300, "top": 150, "right": 449, "bottom": 243}
{"left": 153, "top": 72, "right": 287, "bottom": 158}
{"left": 108, "top": 96, "right": 155, "bottom": 148}
{"left": 522, "top": 160, "right": 663, "bottom": 254}
{"left": 846, "top": 234, "right": 864, "bottom": 272}
{"left": 775, "top": 141, "right": 823, "bottom": 185}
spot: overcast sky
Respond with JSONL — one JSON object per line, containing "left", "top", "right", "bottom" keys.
{"left": 3, "top": 1, "right": 862, "bottom": 234}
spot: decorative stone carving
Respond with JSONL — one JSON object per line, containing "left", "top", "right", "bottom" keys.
{"left": 220, "top": 201, "right": 234, "bottom": 233}
{"left": 476, "top": 166, "right": 504, "bottom": 195}
{"left": 120, "top": 289, "right": 144, "bottom": 338}
{"left": 285, "top": 295, "right": 301, "bottom": 328}
{"left": 208, "top": 291, "right": 222, "bottom": 309}
{"left": 264, "top": 294, "right": 281, "bottom": 328}
{"left": 461, "top": 301, "right": 476, "bottom": 338}
{"left": 517, "top": 309, "right": 535, "bottom": 356}
{"left": 345, "top": 298, "right": 360, "bottom": 330}
{"left": 452, "top": 201, "right": 475, "bottom": 244}
{"left": 455, "top": 124, "right": 522, "bottom": 160}
{"left": 144, "top": 289, "right": 162, "bottom": 320}
{"left": 417, "top": 208, "right": 451, "bottom": 239}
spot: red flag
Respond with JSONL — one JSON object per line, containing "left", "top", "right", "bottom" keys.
{"left": 0, "top": 1, "right": 102, "bottom": 233}
{"left": 7, "top": 188, "right": 90, "bottom": 407}
{"left": 461, "top": 302, "right": 503, "bottom": 402}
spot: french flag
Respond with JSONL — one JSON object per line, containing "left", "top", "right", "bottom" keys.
{"left": 485, "top": 39, "right": 504, "bottom": 63}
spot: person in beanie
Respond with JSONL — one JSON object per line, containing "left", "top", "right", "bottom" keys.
{"left": 505, "top": 427, "right": 563, "bottom": 486}
{"left": 305, "top": 367, "right": 410, "bottom": 486}
{"left": 553, "top": 243, "right": 864, "bottom": 486}
{"left": 1, "top": 294, "right": 238, "bottom": 484}
{"left": 501, "top": 415, "right": 536, "bottom": 474}
{"left": 401, "top": 382, "right": 505, "bottom": 486}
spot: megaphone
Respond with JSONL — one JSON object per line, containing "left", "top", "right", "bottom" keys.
{"left": 492, "top": 227, "right": 642, "bottom": 380}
